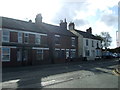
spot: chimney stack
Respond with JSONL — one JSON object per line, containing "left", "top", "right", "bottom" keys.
{"left": 60, "top": 18, "right": 67, "bottom": 30}
{"left": 86, "top": 27, "right": 92, "bottom": 34}
{"left": 35, "top": 14, "right": 42, "bottom": 26}
{"left": 69, "top": 22, "right": 75, "bottom": 30}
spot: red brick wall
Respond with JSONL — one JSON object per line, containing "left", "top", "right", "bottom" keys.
{"left": 41, "top": 35, "right": 48, "bottom": 46}
{"left": 29, "top": 34, "right": 35, "bottom": 44}
{"left": 10, "top": 32, "right": 18, "bottom": 42}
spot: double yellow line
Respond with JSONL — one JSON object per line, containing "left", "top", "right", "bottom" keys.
{"left": 113, "top": 69, "right": 120, "bottom": 76}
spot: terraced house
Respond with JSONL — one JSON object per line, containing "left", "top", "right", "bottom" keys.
{"left": 0, "top": 14, "right": 78, "bottom": 67}
{"left": 69, "top": 22, "right": 102, "bottom": 60}
{"left": 43, "top": 19, "right": 78, "bottom": 63}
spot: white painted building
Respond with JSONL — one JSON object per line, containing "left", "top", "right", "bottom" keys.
{"left": 69, "top": 22, "right": 102, "bottom": 60}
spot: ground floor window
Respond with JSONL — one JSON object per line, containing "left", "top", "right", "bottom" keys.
{"left": 91, "top": 50, "right": 95, "bottom": 57}
{"left": 85, "top": 50, "right": 90, "bottom": 56}
{"left": 70, "top": 50, "right": 76, "bottom": 58}
{"left": 36, "top": 49, "right": 43, "bottom": 60}
{"left": 2, "top": 47, "right": 10, "bottom": 61}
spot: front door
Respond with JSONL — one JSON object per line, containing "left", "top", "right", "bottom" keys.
{"left": 66, "top": 49, "right": 69, "bottom": 59}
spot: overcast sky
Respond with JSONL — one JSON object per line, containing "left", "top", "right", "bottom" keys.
{"left": 0, "top": 0, "right": 119, "bottom": 48}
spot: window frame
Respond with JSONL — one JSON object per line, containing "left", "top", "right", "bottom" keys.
{"left": 36, "top": 49, "right": 43, "bottom": 60}
{"left": 35, "top": 34, "right": 41, "bottom": 44}
{"left": 55, "top": 49, "right": 61, "bottom": 58}
{"left": 18, "top": 32, "right": 22, "bottom": 43}
{"left": 70, "top": 49, "right": 76, "bottom": 58}
{"left": 85, "top": 50, "right": 90, "bottom": 56}
{"left": 2, "top": 30, "right": 10, "bottom": 42}
{"left": 24, "top": 33, "right": 29, "bottom": 43}
{"left": 2, "top": 47, "right": 10, "bottom": 62}
{"left": 71, "top": 37, "right": 76, "bottom": 47}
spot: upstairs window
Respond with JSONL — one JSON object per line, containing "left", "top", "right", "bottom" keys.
{"left": 2, "top": 48, "right": 10, "bottom": 62}
{"left": 71, "top": 37, "right": 75, "bottom": 46}
{"left": 18, "top": 32, "right": 22, "bottom": 43}
{"left": 97, "top": 41, "right": 99, "bottom": 48}
{"left": 24, "top": 33, "right": 29, "bottom": 43}
{"left": 55, "top": 35, "right": 60, "bottom": 45}
{"left": 2, "top": 30, "right": 9, "bottom": 42}
{"left": 86, "top": 39, "right": 88, "bottom": 46}
{"left": 35, "top": 34, "right": 41, "bottom": 44}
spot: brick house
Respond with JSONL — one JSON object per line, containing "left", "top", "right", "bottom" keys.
{"left": 43, "top": 19, "right": 78, "bottom": 63}
{"left": 0, "top": 14, "right": 78, "bottom": 67}
{"left": 0, "top": 15, "right": 50, "bottom": 67}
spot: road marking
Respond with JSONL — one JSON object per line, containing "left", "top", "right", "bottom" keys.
{"left": 2, "top": 79, "right": 20, "bottom": 84}
{"left": 112, "top": 70, "right": 120, "bottom": 76}
{"left": 41, "top": 79, "right": 56, "bottom": 86}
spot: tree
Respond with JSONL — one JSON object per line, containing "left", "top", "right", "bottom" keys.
{"left": 100, "top": 32, "right": 112, "bottom": 49}
{"left": 95, "top": 32, "right": 112, "bottom": 49}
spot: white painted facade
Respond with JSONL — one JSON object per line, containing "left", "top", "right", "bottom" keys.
{"left": 83, "top": 38, "right": 102, "bottom": 60}
{"left": 69, "top": 25, "right": 102, "bottom": 60}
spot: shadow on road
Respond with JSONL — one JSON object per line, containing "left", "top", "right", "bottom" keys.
{"left": 2, "top": 59, "right": 118, "bottom": 89}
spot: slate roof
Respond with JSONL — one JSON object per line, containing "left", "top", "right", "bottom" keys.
{"left": 42, "top": 23, "right": 76, "bottom": 36}
{"left": 1, "top": 17, "right": 76, "bottom": 37}
{"left": 1, "top": 17, "right": 48, "bottom": 34}
{"left": 75, "top": 29, "right": 101, "bottom": 40}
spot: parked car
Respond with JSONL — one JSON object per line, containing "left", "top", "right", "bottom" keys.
{"left": 112, "top": 53, "right": 118, "bottom": 58}
{"left": 102, "top": 51, "right": 113, "bottom": 59}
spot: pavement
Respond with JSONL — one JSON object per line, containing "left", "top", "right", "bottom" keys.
{"left": 2, "top": 58, "right": 118, "bottom": 73}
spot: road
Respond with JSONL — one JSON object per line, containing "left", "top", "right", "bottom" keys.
{"left": 2, "top": 59, "right": 119, "bottom": 89}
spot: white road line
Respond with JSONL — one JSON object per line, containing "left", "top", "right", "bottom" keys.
{"left": 2, "top": 79, "right": 20, "bottom": 84}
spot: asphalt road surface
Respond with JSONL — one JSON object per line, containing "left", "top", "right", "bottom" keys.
{"left": 2, "top": 59, "right": 119, "bottom": 89}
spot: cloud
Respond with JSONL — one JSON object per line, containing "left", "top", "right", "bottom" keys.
{"left": 92, "top": 20, "right": 117, "bottom": 48}
{"left": 74, "top": 19, "right": 89, "bottom": 26}
{"left": 51, "top": 1, "right": 88, "bottom": 24}
{"left": 101, "top": 14, "right": 118, "bottom": 26}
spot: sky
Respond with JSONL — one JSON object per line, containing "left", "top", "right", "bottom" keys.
{"left": 0, "top": 0, "right": 119, "bottom": 49}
